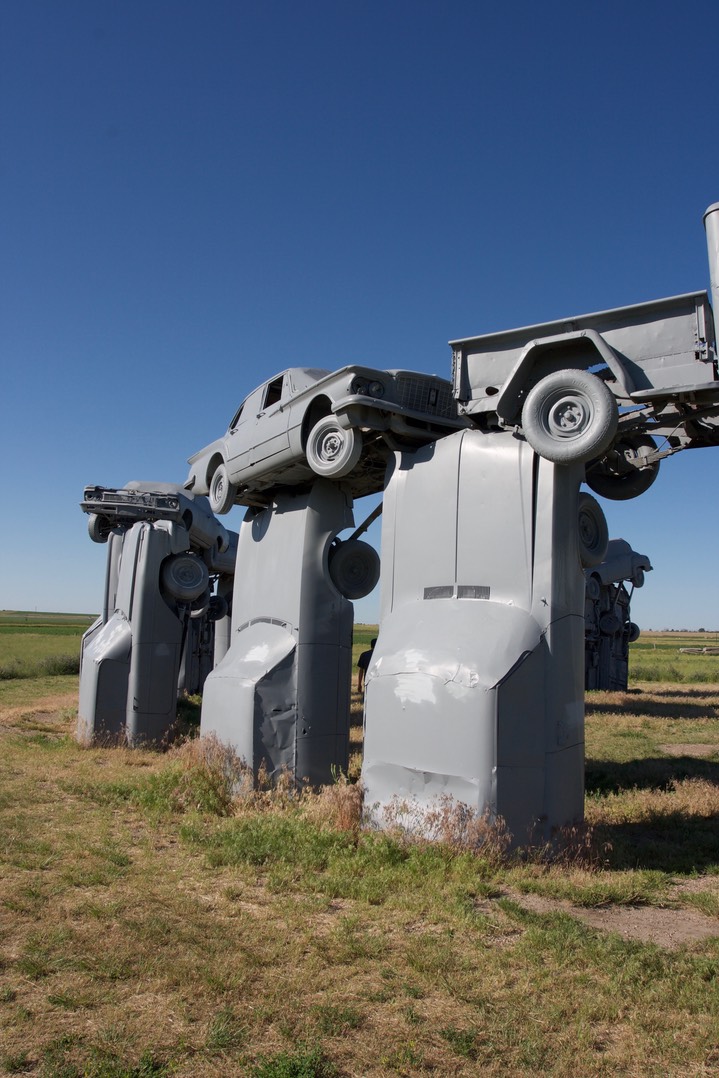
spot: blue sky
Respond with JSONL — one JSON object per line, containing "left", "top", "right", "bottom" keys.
{"left": 2, "top": 0, "right": 719, "bottom": 629}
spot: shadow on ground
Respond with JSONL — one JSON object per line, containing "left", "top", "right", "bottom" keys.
{"left": 587, "top": 697, "right": 719, "bottom": 721}
{"left": 586, "top": 755, "right": 719, "bottom": 795}
{"left": 593, "top": 810, "right": 719, "bottom": 873}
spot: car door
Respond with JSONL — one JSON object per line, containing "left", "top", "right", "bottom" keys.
{"left": 225, "top": 387, "right": 264, "bottom": 479}
{"left": 249, "top": 374, "right": 292, "bottom": 467}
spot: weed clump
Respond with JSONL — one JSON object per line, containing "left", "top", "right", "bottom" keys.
{"left": 303, "top": 775, "right": 363, "bottom": 835}
{"left": 137, "top": 735, "right": 249, "bottom": 815}
{"left": 39, "top": 654, "right": 80, "bottom": 676}
{"left": 0, "top": 660, "right": 24, "bottom": 680}
{"left": 379, "top": 794, "right": 512, "bottom": 864}
{"left": 521, "top": 820, "right": 613, "bottom": 871}
{"left": 250, "top": 1046, "right": 337, "bottom": 1077}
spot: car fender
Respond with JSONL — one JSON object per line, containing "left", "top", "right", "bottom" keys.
{"left": 495, "top": 330, "right": 635, "bottom": 424}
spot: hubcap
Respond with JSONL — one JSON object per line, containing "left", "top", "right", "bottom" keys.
{"left": 579, "top": 510, "right": 599, "bottom": 548}
{"left": 321, "top": 431, "right": 343, "bottom": 460}
{"left": 546, "top": 393, "right": 591, "bottom": 439}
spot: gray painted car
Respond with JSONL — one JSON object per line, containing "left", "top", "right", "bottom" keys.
{"left": 448, "top": 204, "right": 719, "bottom": 500}
{"left": 185, "top": 365, "right": 467, "bottom": 511}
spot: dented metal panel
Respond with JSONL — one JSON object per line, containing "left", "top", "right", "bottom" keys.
{"left": 200, "top": 480, "right": 355, "bottom": 786}
{"left": 79, "top": 482, "right": 239, "bottom": 746}
{"left": 362, "top": 429, "right": 588, "bottom": 843}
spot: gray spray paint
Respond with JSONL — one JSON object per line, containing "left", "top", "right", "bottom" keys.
{"left": 79, "top": 483, "right": 237, "bottom": 745}
{"left": 199, "top": 479, "right": 355, "bottom": 787}
{"left": 77, "top": 202, "right": 719, "bottom": 845}
{"left": 585, "top": 539, "right": 652, "bottom": 692}
{"left": 361, "top": 429, "right": 592, "bottom": 843}
{"left": 182, "top": 532, "right": 238, "bottom": 695}
{"left": 704, "top": 203, "right": 719, "bottom": 318}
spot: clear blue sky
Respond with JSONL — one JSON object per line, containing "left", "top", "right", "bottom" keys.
{"left": 2, "top": 0, "right": 719, "bottom": 629}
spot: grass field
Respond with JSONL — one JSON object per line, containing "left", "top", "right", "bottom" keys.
{"left": 630, "top": 631, "right": 719, "bottom": 683}
{"left": 0, "top": 613, "right": 94, "bottom": 681}
{"left": 1, "top": 620, "right": 718, "bottom": 1076}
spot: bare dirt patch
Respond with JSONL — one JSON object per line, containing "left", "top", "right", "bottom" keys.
{"left": 672, "top": 875, "right": 719, "bottom": 896}
{"left": 660, "top": 743, "right": 718, "bottom": 757}
{"left": 499, "top": 887, "right": 719, "bottom": 950}
{"left": 0, "top": 692, "right": 77, "bottom": 727}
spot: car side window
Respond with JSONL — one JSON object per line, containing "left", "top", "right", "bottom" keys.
{"left": 263, "top": 376, "right": 284, "bottom": 409}
{"left": 229, "top": 402, "right": 245, "bottom": 429}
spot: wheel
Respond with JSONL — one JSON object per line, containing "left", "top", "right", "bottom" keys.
{"left": 632, "top": 568, "right": 645, "bottom": 588}
{"left": 585, "top": 435, "right": 660, "bottom": 501}
{"left": 160, "top": 553, "right": 210, "bottom": 602}
{"left": 577, "top": 492, "right": 609, "bottom": 568}
{"left": 306, "top": 417, "right": 363, "bottom": 478}
{"left": 207, "top": 594, "right": 229, "bottom": 622}
{"left": 189, "top": 589, "right": 211, "bottom": 619}
{"left": 522, "top": 369, "right": 618, "bottom": 465}
{"left": 87, "top": 513, "right": 110, "bottom": 544}
{"left": 586, "top": 574, "right": 601, "bottom": 601}
{"left": 329, "top": 539, "right": 380, "bottom": 600}
{"left": 599, "top": 612, "right": 621, "bottom": 635}
{"left": 208, "top": 463, "right": 237, "bottom": 515}
{"left": 627, "top": 622, "right": 641, "bottom": 643}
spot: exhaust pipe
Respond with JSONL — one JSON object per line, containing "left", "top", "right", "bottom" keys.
{"left": 703, "top": 202, "right": 719, "bottom": 314}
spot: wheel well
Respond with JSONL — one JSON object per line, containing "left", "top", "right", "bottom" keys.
{"left": 498, "top": 338, "right": 622, "bottom": 424}
{"left": 524, "top": 341, "right": 608, "bottom": 393}
{"left": 206, "top": 453, "right": 225, "bottom": 486}
{"left": 301, "top": 396, "right": 333, "bottom": 450}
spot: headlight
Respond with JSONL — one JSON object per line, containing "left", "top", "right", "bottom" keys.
{"left": 351, "top": 379, "right": 368, "bottom": 395}
{"left": 368, "top": 380, "right": 385, "bottom": 398}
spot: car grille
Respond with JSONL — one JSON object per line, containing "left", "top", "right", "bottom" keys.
{"left": 394, "top": 376, "right": 456, "bottom": 418}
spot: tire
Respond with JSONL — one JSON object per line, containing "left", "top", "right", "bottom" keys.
{"left": 522, "top": 369, "right": 618, "bottom": 465}
{"left": 599, "top": 612, "right": 621, "bottom": 635}
{"left": 306, "top": 417, "right": 363, "bottom": 478}
{"left": 189, "top": 589, "right": 211, "bottom": 619}
{"left": 585, "top": 435, "right": 660, "bottom": 501}
{"left": 586, "top": 574, "right": 601, "bottom": 601}
{"left": 627, "top": 622, "right": 641, "bottom": 643}
{"left": 161, "top": 553, "right": 210, "bottom": 602}
{"left": 208, "top": 594, "right": 229, "bottom": 622}
{"left": 329, "top": 539, "right": 380, "bottom": 600}
{"left": 632, "top": 568, "right": 645, "bottom": 589}
{"left": 577, "top": 492, "right": 609, "bottom": 568}
{"left": 208, "top": 463, "right": 237, "bottom": 515}
{"left": 87, "top": 513, "right": 110, "bottom": 544}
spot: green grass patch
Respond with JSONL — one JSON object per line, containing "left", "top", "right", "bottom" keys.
{"left": 0, "top": 636, "right": 81, "bottom": 683}
{"left": 3, "top": 640, "right": 719, "bottom": 1076}
{"left": 250, "top": 1048, "right": 337, "bottom": 1078}
{"left": 630, "top": 632, "right": 719, "bottom": 682}
{"left": 0, "top": 610, "right": 94, "bottom": 627}
{"left": 0, "top": 612, "right": 89, "bottom": 682}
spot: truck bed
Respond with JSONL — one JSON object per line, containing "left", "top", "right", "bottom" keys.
{"left": 451, "top": 291, "right": 717, "bottom": 416}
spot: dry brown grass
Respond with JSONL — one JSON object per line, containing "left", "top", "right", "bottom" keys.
{"left": 588, "top": 777, "right": 719, "bottom": 826}
{"left": 2, "top": 677, "right": 719, "bottom": 1076}
{"left": 166, "top": 733, "right": 251, "bottom": 813}
{"left": 379, "top": 795, "right": 512, "bottom": 865}
{"left": 304, "top": 776, "right": 364, "bottom": 836}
